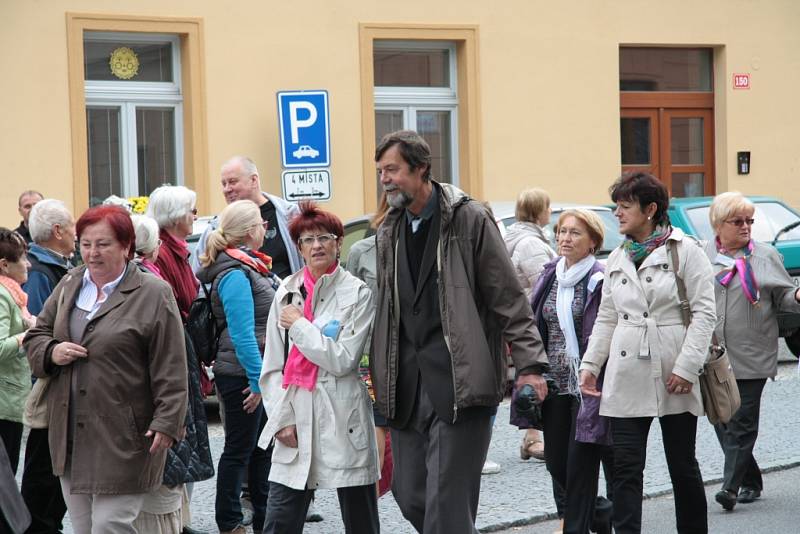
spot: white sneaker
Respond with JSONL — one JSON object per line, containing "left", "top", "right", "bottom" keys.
{"left": 482, "top": 459, "right": 501, "bottom": 475}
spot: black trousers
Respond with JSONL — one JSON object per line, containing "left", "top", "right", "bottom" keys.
{"left": 21, "top": 428, "right": 67, "bottom": 533}
{"left": 390, "top": 385, "right": 492, "bottom": 534}
{"left": 610, "top": 413, "right": 707, "bottom": 534}
{"left": 0, "top": 420, "right": 22, "bottom": 475}
{"left": 714, "top": 378, "right": 766, "bottom": 494}
{"left": 262, "top": 481, "right": 378, "bottom": 534}
{"left": 542, "top": 395, "right": 614, "bottom": 534}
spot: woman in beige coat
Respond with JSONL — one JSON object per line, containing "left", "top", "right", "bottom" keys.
{"left": 579, "top": 173, "right": 716, "bottom": 534}
{"left": 24, "top": 205, "right": 188, "bottom": 534}
{"left": 259, "top": 202, "right": 378, "bottom": 534}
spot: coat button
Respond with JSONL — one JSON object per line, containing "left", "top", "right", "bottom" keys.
{"left": 643, "top": 312, "right": 649, "bottom": 318}
{"left": 77, "top": 422, "right": 84, "bottom": 429}
{"left": 623, "top": 314, "right": 629, "bottom": 320}
{"left": 646, "top": 276, "right": 652, "bottom": 282}
{"left": 662, "top": 264, "right": 669, "bottom": 270}
{"left": 413, "top": 309, "right": 420, "bottom": 316}
{"left": 621, "top": 350, "right": 627, "bottom": 357}
{"left": 79, "top": 389, "right": 87, "bottom": 396}
{"left": 87, "top": 325, "right": 94, "bottom": 332}
{"left": 621, "top": 279, "right": 627, "bottom": 284}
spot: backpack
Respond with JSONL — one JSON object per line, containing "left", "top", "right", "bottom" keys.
{"left": 186, "top": 281, "right": 223, "bottom": 366}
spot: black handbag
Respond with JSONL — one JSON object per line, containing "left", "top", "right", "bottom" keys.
{"left": 669, "top": 242, "right": 741, "bottom": 425}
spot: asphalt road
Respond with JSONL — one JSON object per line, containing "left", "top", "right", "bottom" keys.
{"left": 495, "top": 465, "right": 800, "bottom": 534}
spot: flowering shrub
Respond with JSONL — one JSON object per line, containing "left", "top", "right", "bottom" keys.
{"left": 128, "top": 196, "right": 149, "bottom": 214}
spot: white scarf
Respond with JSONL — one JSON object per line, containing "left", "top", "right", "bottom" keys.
{"left": 555, "top": 255, "right": 595, "bottom": 360}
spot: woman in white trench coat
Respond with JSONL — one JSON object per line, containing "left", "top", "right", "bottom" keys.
{"left": 259, "top": 202, "right": 379, "bottom": 534}
{"left": 579, "top": 173, "right": 716, "bottom": 534}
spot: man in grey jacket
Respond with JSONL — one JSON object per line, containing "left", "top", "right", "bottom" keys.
{"left": 190, "top": 155, "right": 302, "bottom": 277}
{"left": 371, "top": 130, "right": 549, "bottom": 533}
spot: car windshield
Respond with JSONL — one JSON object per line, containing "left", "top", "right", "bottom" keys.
{"left": 685, "top": 202, "right": 800, "bottom": 242}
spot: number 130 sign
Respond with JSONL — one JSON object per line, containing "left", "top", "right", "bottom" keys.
{"left": 733, "top": 73, "right": 750, "bottom": 90}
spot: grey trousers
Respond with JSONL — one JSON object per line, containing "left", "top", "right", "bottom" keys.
{"left": 714, "top": 378, "right": 767, "bottom": 493}
{"left": 390, "top": 386, "right": 492, "bottom": 534}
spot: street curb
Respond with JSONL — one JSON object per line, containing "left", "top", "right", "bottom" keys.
{"left": 478, "top": 459, "right": 800, "bottom": 532}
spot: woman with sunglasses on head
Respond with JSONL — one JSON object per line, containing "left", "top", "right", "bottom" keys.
{"left": 703, "top": 192, "right": 800, "bottom": 512}
{"left": 260, "top": 202, "right": 379, "bottom": 534}
{"left": 197, "top": 200, "right": 278, "bottom": 534}
{"left": 579, "top": 172, "right": 716, "bottom": 534}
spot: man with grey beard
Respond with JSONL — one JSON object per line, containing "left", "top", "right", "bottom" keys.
{"left": 370, "top": 130, "right": 550, "bottom": 533}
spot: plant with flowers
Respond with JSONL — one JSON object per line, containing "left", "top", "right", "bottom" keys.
{"left": 128, "top": 196, "right": 149, "bottom": 214}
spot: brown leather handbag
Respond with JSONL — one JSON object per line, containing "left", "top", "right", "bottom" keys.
{"left": 669, "top": 242, "right": 741, "bottom": 425}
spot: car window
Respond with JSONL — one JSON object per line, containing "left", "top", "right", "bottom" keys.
{"left": 686, "top": 202, "right": 800, "bottom": 243}
{"left": 502, "top": 210, "right": 623, "bottom": 255}
{"left": 341, "top": 220, "right": 371, "bottom": 266}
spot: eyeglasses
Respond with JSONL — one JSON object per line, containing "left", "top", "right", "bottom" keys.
{"left": 260, "top": 221, "right": 269, "bottom": 230}
{"left": 157, "top": 239, "right": 163, "bottom": 247}
{"left": 725, "top": 218, "right": 755, "bottom": 227}
{"left": 190, "top": 208, "right": 198, "bottom": 216}
{"left": 298, "top": 234, "right": 337, "bottom": 247}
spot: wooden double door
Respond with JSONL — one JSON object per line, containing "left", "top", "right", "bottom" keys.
{"left": 621, "top": 107, "right": 714, "bottom": 197}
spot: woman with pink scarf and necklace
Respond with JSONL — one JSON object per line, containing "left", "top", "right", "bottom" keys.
{"left": 0, "top": 228, "right": 35, "bottom": 474}
{"left": 259, "top": 202, "right": 379, "bottom": 534}
{"left": 702, "top": 192, "right": 800, "bottom": 512}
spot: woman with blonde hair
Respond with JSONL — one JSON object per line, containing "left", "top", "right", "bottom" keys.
{"left": 197, "top": 200, "right": 278, "bottom": 534}
{"left": 505, "top": 188, "right": 555, "bottom": 462}
{"left": 703, "top": 192, "right": 800, "bottom": 511}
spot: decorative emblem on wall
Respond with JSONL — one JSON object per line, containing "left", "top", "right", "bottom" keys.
{"left": 109, "top": 46, "right": 139, "bottom": 80}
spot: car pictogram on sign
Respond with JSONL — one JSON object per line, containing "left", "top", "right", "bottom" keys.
{"left": 292, "top": 145, "right": 320, "bottom": 159}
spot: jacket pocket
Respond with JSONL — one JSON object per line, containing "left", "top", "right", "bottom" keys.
{"left": 316, "top": 391, "right": 371, "bottom": 469}
{"left": 272, "top": 440, "right": 299, "bottom": 464}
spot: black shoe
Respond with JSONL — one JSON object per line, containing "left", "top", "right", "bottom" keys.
{"left": 305, "top": 502, "right": 323, "bottom": 522}
{"left": 182, "top": 527, "right": 209, "bottom": 534}
{"left": 715, "top": 490, "right": 737, "bottom": 511}
{"left": 737, "top": 487, "right": 761, "bottom": 503}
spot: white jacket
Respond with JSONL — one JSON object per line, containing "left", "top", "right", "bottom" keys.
{"left": 580, "top": 228, "right": 716, "bottom": 418}
{"left": 258, "top": 266, "right": 379, "bottom": 490}
{"left": 504, "top": 222, "right": 556, "bottom": 299}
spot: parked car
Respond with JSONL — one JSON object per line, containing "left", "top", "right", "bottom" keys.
{"left": 668, "top": 196, "right": 800, "bottom": 355}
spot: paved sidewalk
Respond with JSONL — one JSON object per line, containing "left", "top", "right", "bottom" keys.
{"left": 33, "top": 356, "right": 800, "bottom": 533}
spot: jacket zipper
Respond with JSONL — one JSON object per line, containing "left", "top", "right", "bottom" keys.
{"left": 437, "top": 239, "right": 459, "bottom": 423}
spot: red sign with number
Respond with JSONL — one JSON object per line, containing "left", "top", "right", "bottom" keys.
{"left": 733, "top": 73, "right": 750, "bottom": 90}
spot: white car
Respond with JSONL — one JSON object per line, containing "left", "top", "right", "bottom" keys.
{"left": 292, "top": 145, "right": 319, "bottom": 159}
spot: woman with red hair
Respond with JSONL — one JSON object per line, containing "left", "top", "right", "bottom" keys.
{"left": 24, "top": 205, "right": 188, "bottom": 534}
{"left": 259, "top": 202, "right": 379, "bottom": 534}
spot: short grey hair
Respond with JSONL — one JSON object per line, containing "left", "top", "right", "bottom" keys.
{"left": 709, "top": 191, "right": 755, "bottom": 232}
{"left": 146, "top": 185, "right": 197, "bottom": 228}
{"left": 131, "top": 215, "right": 161, "bottom": 256}
{"left": 28, "top": 199, "right": 73, "bottom": 243}
{"left": 222, "top": 155, "right": 259, "bottom": 178}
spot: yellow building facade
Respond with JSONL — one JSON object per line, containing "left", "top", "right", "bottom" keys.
{"left": 2, "top": 0, "right": 799, "bottom": 225}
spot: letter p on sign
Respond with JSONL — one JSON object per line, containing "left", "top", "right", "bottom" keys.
{"left": 289, "top": 101, "right": 318, "bottom": 144}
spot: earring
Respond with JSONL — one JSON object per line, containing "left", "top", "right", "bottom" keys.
{"left": 647, "top": 216, "right": 652, "bottom": 221}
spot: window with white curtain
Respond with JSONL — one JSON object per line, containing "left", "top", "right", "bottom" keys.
{"left": 373, "top": 41, "right": 458, "bottom": 201}
{"left": 84, "top": 32, "right": 184, "bottom": 205}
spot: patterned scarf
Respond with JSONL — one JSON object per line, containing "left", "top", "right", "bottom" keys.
{"left": 282, "top": 262, "right": 338, "bottom": 391}
{"left": 622, "top": 224, "right": 672, "bottom": 266}
{"left": 224, "top": 247, "right": 273, "bottom": 274}
{"left": 715, "top": 237, "right": 760, "bottom": 305}
{"left": 0, "top": 274, "right": 34, "bottom": 326}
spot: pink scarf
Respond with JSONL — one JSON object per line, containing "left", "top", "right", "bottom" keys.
{"left": 282, "top": 263, "right": 338, "bottom": 391}
{"left": 0, "top": 275, "right": 34, "bottom": 326}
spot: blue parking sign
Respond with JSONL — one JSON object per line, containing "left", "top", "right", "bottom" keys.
{"left": 277, "top": 90, "right": 330, "bottom": 168}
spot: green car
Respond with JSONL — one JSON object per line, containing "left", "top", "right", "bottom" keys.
{"left": 668, "top": 196, "right": 800, "bottom": 355}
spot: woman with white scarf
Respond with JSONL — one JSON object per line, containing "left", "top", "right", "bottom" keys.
{"left": 527, "top": 209, "right": 613, "bottom": 534}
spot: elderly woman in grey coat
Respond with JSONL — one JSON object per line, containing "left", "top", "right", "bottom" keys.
{"left": 703, "top": 192, "right": 800, "bottom": 512}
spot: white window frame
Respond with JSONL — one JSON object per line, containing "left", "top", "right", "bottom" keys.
{"left": 84, "top": 32, "right": 184, "bottom": 196}
{"left": 373, "top": 41, "right": 459, "bottom": 185}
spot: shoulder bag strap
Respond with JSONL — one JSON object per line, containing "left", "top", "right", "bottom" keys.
{"left": 668, "top": 241, "right": 719, "bottom": 346}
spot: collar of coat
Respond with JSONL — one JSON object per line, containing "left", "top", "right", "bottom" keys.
{"left": 608, "top": 226, "right": 693, "bottom": 281}
{"left": 382, "top": 181, "right": 471, "bottom": 237}
{"left": 278, "top": 263, "right": 363, "bottom": 305}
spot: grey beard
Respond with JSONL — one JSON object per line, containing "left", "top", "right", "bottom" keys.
{"left": 386, "top": 189, "right": 413, "bottom": 209}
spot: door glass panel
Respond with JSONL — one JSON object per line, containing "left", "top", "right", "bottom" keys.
{"left": 86, "top": 107, "right": 122, "bottom": 206}
{"left": 84, "top": 40, "right": 173, "bottom": 82}
{"left": 620, "top": 48, "right": 712, "bottom": 92}
{"left": 620, "top": 118, "right": 651, "bottom": 165}
{"left": 136, "top": 108, "right": 176, "bottom": 195}
{"left": 374, "top": 48, "right": 450, "bottom": 87}
{"left": 671, "top": 118, "right": 704, "bottom": 164}
{"left": 672, "top": 172, "right": 704, "bottom": 198}
{"left": 417, "top": 111, "right": 452, "bottom": 183}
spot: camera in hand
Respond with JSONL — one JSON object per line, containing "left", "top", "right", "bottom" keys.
{"left": 513, "top": 376, "right": 560, "bottom": 427}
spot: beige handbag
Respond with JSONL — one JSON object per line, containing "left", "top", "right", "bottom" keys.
{"left": 23, "top": 376, "right": 50, "bottom": 429}
{"left": 669, "top": 242, "right": 741, "bottom": 425}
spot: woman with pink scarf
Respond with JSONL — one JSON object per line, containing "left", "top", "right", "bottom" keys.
{"left": 0, "top": 228, "right": 34, "bottom": 474}
{"left": 259, "top": 202, "right": 379, "bottom": 534}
